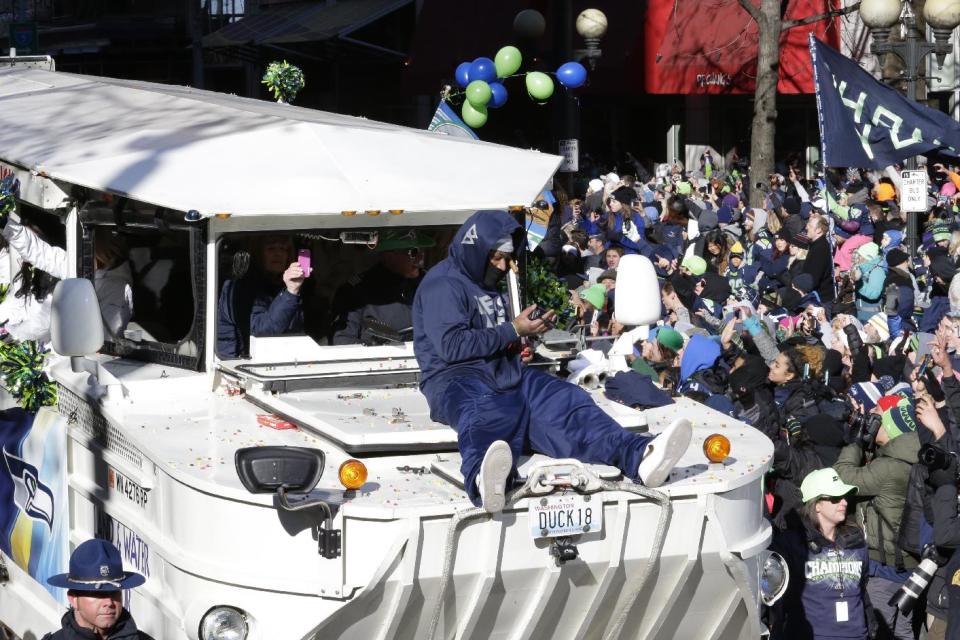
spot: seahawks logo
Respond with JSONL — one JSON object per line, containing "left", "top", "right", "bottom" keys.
{"left": 461, "top": 224, "right": 478, "bottom": 245}
{"left": 3, "top": 447, "right": 54, "bottom": 530}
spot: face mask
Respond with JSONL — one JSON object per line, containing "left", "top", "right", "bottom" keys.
{"left": 482, "top": 262, "right": 507, "bottom": 290}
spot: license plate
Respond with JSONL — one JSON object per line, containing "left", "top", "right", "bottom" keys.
{"left": 528, "top": 493, "right": 603, "bottom": 538}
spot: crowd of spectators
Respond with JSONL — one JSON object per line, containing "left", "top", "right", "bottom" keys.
{"left": 530, "top": 154, "right": 960, "bottom": 640}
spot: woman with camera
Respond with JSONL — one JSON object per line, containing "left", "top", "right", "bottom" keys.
{"left": 772, "top": 468, "right": 869, "bottom": 640}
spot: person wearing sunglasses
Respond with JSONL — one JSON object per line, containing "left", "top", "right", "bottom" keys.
{"left": 331, "top": 229, "right": 435, "bottom": 345}
{"left": 770, "top": 468, "right": 868, "bottom": 640}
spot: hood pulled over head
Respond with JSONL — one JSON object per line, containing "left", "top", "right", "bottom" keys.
{"left": 448, "top": 210, "right": 523, "bottom": 287}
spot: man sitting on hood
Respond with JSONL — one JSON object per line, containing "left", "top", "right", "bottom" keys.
{"left": 412, "top": 210, "right": 692, "bottom": 513}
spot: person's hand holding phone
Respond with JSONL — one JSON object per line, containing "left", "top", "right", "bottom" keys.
{"left": 512, "top": 304, "right": 554, "bottom": 338}
{"left": 283, "top": 262, "right": 305, "bottom": 295}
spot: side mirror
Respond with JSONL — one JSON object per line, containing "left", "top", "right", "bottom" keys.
{"left": 235, "top": 446, "right": 341, "bottom": 560}
{"left": 613, "top": 254, "right": 661, "bottom": 327}
{"left": 235, "top": 446, "right": 325, "bottom": 494}
{"left": 51, "top": 278, "right": 103, "bottom": 357}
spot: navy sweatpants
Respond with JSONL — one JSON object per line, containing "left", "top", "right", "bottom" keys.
{"left": 433, "top": 367, "right": 656, "bottom": 506}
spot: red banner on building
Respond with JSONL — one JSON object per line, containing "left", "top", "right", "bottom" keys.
{"left": 644, "top": 0, "right": 842, "bottom": 94}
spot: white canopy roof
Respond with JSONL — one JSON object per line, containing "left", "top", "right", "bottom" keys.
{"left": 0, "top": 68, "right": 561, "bottom": 217}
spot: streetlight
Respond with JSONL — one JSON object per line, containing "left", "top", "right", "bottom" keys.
{"left": 574, "top": 8, "right": 608, "bottom": 71}
{"left": 858, "top": 0, "right": 960, "bottom": 255}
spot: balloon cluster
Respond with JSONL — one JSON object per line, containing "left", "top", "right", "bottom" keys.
{"left": 452, "top": 46, "right": 587, "bottom": 129}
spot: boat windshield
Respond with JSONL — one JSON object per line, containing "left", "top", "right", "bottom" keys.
{"left": 215, "top": 226, "right": 459, "bottom": 359}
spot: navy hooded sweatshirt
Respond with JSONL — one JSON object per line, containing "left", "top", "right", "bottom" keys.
{"left": 413, "top": 211, "right": 524, "bottom": 412}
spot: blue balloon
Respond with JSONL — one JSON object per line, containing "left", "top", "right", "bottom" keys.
{"left": 455, "top": 62, "right": 471, "bottom": 88}
{"left": 468, "top": 57, "right": 497, "bottom": 84}
{"left": 489, "top": 82, "right": 508, "bottom": 108}
{"left": 556, "top": 61, "right": 588, "bottom": 89}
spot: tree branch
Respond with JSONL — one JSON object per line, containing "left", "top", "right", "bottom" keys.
{"left": 737, "top": 0, "right": 762, "bottom": 23}
{"left": 781, "top": 1, "right": 861, "bottom": 31}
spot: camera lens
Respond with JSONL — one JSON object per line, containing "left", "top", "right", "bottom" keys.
{"left": 919, "top": 444, "right": 950, "bottom": 470}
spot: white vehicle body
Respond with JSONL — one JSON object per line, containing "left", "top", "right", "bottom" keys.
{"left": 0, "top": 63, "right": 775, "bottom": 640}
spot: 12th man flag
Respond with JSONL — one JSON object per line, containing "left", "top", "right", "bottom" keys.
{"left": 427, "top": 101, "right": 478, "bottom": 140}
{"left": 810, "top": 35, "right": 960, "bottom": 168}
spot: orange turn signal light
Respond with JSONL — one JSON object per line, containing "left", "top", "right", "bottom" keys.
{"left": 341, "top": 210, "right": 357, "bottom": 217}
{"left": 339, "top": 459, "right": 368, "bottom": 490}
{"left": 215, "top": 213, "right": 232, "bottom": 219}
{"left": 365, "top": 209, "right": 381, "bottom": 216}
{"left": 388, "top": 209, "right": 404, "bottom": 215}
{"left": 703, "top": 434, "right": 731, "bottom": 463}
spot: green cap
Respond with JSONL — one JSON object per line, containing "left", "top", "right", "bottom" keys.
{"left": 677, "top": 181, "right": 693, "bottom": 196}
{"left": 800, "top": 468, "right": 858, "bottom": 503}
{"left": 655, "top": 327, "right": 684, "bottom": 353}
{"left": 581, "top": 284, "right": 607, "bottom": 310}
{"left": 681, "top": 255, "right": 707, "bottom": 276}
{"left": 374, "top": 230, "right": 436, "bottom": 253}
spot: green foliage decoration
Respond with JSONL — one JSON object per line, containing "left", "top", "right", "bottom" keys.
{"left": 525, "top": 254, "right": 576, "bottom": 325}
{"left": 261, "top": 60, "right": 305, "bottom": 104}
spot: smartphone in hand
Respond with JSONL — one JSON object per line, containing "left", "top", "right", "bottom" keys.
{"left": 297, "top": 248, "right": 312, "bottom": 278}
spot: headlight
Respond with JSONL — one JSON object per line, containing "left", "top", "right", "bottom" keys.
{"left": 759, "top": 551, "right": 789, "bottom": 606}
{"left": 200, "top": 606, "right": 248, "bottom": 640}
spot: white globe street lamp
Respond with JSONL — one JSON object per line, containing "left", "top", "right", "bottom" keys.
{"left": 574, "top": 8, "right": 608, "bottom": 70}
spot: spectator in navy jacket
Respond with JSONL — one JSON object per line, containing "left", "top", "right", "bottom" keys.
{"left": 772, "top": 468, "right": 869, "bottom": 640}
{"left": 216, "top": 234, "right": 304, "bottom": 358}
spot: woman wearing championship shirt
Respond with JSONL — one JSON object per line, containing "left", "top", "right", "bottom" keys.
{"left": 771, "top": 468, "right": 870, "bottom": 640}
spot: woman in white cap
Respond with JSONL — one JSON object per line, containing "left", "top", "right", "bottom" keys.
{"left": 771, "top": 468, "right": 869, "bottom": 640}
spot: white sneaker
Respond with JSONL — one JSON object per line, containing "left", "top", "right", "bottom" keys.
{"left": 477, "top": 440, "right": 512, "bottom": 513}
{"left": 638, "top": 418, "right": 692, "bottom": 488}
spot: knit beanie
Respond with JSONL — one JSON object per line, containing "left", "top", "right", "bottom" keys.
{"left": 886, "top": 248, "right": 909, "bottom": 268}
{"left": 856, "top": 242, "right": 880, "bottom": 261}
{"left": 848, "top": 382, "right": 882, "bottom": 410}
{"left": 866, "top": 313, "right": 890, "bottom": 343}
{"left": 881, "top": 398, "right": 918, "bottom": 441}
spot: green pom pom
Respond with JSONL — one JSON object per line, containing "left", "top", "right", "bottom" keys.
{"left": 0, "top": 340, "right": 56, "bottom": 412}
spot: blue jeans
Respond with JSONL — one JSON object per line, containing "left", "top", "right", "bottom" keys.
{"left": 433, "top": 367, "right": 656, "bottom": 506}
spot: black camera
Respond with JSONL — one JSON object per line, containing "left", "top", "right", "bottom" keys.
{"left": 918, "top": 443, "right": 958, "bottom": 473}
{"left": 889, "top": 545, "right": 943, "bottom": 616}
{"left": 843, "top": 323, "right": 863, "bottom": 354}
{"left": 850, "top": 412, "right": 883, "bottom": 450}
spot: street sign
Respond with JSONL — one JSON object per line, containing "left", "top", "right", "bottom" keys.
{"left": 559, "top": 138, "right": 578, "bottom": 172}
{"left": 900, "top": 170, "right": 927, "bottom": 213}
{"left": 9, "top": 23, "right": 38, "bottom": 55}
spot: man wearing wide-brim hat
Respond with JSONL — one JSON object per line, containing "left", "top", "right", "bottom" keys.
{"left": 43, "top": 539, "right": 153, "bottom": 639}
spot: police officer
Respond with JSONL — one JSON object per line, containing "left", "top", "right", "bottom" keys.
{"left": 331, "top": 230, "right": 435, "bottom": 345}
{"left": 43, "top": 538, "right": 153, "bottom": 639}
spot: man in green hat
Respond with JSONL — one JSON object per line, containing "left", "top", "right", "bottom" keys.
{"left": 331, "top": 229, "right": 435, "bottom": 345}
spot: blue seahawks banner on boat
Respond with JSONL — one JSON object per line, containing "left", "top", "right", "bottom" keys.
{"left": 0, "top": 407, "right": 69, "bottom": 604}
{"left": 427, "top": 101, "right": 478, "bottom": 140}
{"left": 810, "top": 35, "right": 960, "bottom": 168}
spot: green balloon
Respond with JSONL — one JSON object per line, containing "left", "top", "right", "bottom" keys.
{"left": 462, "top": 101, "right": 488, "bottom": 128}
{"left": 494, "top": 46, "right": 522, "bottom": 78}
{"left": 466, "top": 80, "right": 492, "bottom": 107}
{"left": 525, "top": 71, "right": 554, "bottom": 102}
